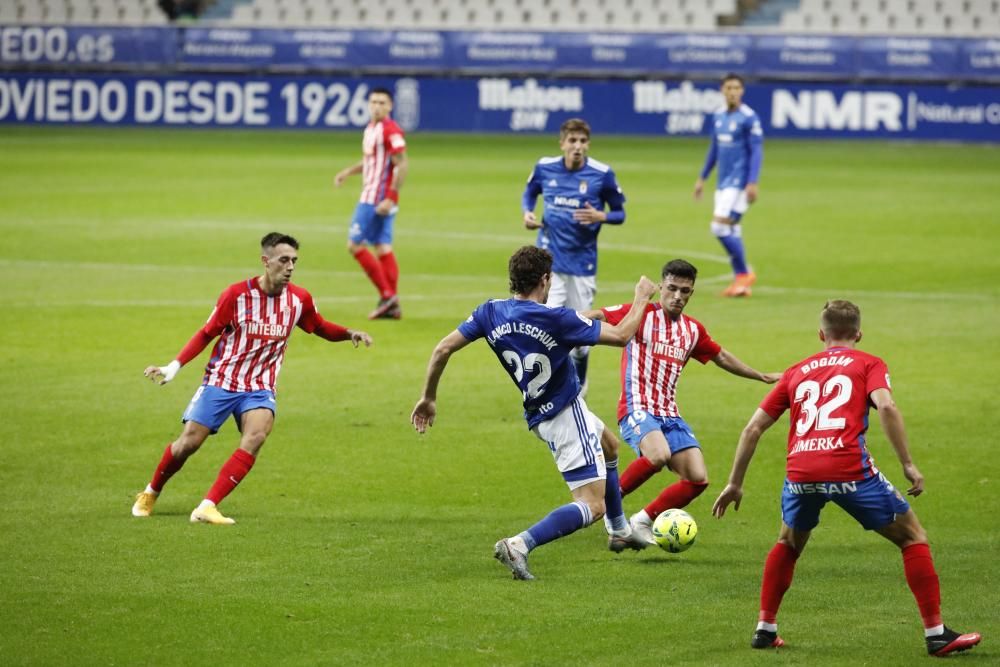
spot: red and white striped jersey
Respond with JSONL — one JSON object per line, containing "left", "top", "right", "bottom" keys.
{"left": 196, "top": 278, "right": 326, "bottom": 393}
{"left": 602, "top": 303, "right": 721, "bottom": 421}
{"left": 359, "top": 118, "right": 406, "bottom": 205}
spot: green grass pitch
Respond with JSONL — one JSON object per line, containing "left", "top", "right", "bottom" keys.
{"left": 0, "top": 126, "right": 997, "bottom": 665}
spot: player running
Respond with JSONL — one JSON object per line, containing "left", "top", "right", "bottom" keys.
{"left": 712, "top": 300, "right": 981, "bottom": 656}
{"left": 693, "top": 73, "right": 763, "bottom": 297}
{"left": 411, "top": 246, "right": 656, "bottom": 580}
{"left": 335, "top": 86, "right": 408, "bottom": 320}
{"left": 522, "top": 118, "right": 626, "bottom": 393}
{"left": 132, "top": 233, "right": 372, "bottom": 525}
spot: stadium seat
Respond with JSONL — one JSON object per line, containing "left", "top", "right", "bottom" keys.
{"left": 231, "top": 4, "right": 255, "bottom": 24}
{"left": 945, "top": 11, "right": 979, "bottom": 33}
{"left": 862, "top": 12, "right": 891, "bottom": 32}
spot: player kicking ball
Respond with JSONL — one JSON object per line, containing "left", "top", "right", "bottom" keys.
{"left": 412, "top": 246, "right": 656, "bottom": 579}
{"left": 712, "top": 300, "right": 980, "bottom": 657}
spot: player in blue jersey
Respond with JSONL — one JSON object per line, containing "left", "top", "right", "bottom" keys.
{"left": 522, "top": 118, "right": 626, "bottom": 393}
{"left": 694, "top": 74, "right": 764, "bottom": 298}
{"left": 411, "top": 246, "right": 657, "bottom": 580}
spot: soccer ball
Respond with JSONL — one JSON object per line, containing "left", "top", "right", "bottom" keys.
{"left": 651, "top": 509, "right": 698, "bottom": 553}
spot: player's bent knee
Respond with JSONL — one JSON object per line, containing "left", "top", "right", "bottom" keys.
{"left": 649, "top": 455, "right": 670, "bottom": 470}
{"left": 172, "top": 439, "right": 202, "bottom": 459}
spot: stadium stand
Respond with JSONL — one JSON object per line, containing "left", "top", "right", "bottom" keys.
{"left": 0, "top": 0, "right": 997, "bottom": 35}
{"left": 220, "top": 0, "right": 741, "bottom": 31}
{"left": 779, "top": 0, "right": 1000, "bottom": 35}
{"left": 0, "top": 0, "right": 171, "bottom": 24}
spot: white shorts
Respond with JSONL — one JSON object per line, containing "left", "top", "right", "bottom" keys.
{"left": 714, "top": 187, "right": 750, "bottom": 222}
{"left": 531, "top": 395, "right": 606, "bottom": 491}
{"left": 546, "top": 273, "right": 597, "bottom": 311}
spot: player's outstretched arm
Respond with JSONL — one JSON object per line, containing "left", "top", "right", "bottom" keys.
{"left": 713, "top": 408, "right": 775, "bottom": 518}
{"left": 711, "top": 348, "right": 781, "bottom": 383}
{"left": 597, "top": 277, "right": 657, "bottom": 346}
{"left": 334, "top": 160, "right": 363, "bottom": 188}
{"left": 143, "top": 326, "right": 217, "bottom": 386}
{"left": 411, "top": 330, "right": 472, "bottom": 433}
{"left": 348, "top": 330, "right": 372, "bottom": 348}
{"left": 871, "top": 388, "right": 924, "bottom": 496}
{"left": 143, "top": 360, "right": 181, "bottom": 385}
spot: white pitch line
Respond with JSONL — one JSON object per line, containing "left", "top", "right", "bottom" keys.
{"left": 1, "top": 260, "right": 995, "bottom": 303}
{"left": 30, "top": 217, "right": 734, "bottom": 266}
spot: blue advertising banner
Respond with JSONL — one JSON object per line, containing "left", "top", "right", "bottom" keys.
{"left": 178, "top": 27, "right": 448, "bottom": 71}
{"left": 654, "top": 33, "right": 754, "bottom": 73}
{"left": 961, "top": 38, "right": 1000, "bottom": 81}
{"left": 2, "top": 73, "right": 998, "bottom": 142}
{"left": 3, "top": 24, "right": 1000, "bottom": 84}
{"left": 753, "top": 35, "right": 856, "bottom": 78}
{"left": 0, "top": 25, "right": 174, "bottom": 68}
{"left": 857, "top": 36, "right": 961, "bottom": 80}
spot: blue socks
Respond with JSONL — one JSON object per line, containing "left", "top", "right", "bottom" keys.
{"left": 521, "top": 501, "right": 591, "bottom": 551}
{"left": 712, "top": 221, "right": 749, "bottom": 275}
{"left": 604, "top": 458, "right": 628, "bottom": 532}
{"left": 717, "top": 233, "right": 748, "bottom": 275}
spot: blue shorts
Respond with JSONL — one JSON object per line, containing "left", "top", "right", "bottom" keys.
{"left": 618, "top": 411, "right": 700, "bottom": 458}
{"left": 781, "top": 471, "right": 911, "bottom": 531}
{"left": 348, "top": 202, "right": 396, "bottom": 245}
{"left": 181, "top": 385, "right": 276, "bottom": 434}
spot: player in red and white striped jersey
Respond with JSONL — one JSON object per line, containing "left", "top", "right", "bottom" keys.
{"left": 712, "top": 300, "right": 980, "bottom": 656}
{"left": 131, "top": 233, "right": 372, "bottom": 525}
{"left": 335, "top": 86, "right": 408, "bottom": 320}
{"left": 585, "top": 259, "right": 779, "bottom": 544}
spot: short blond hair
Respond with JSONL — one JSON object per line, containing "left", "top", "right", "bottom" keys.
{"left": 821, "top": 300, "right": 861, "bottom": 339}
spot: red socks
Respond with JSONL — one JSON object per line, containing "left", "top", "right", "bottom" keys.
{"left": 759, "top": 542, "right": 800, "bottom": 623}
{"left": 150, "top": 443, "right": 186, "bottom": 493}
{"left": 644, "top": 479, "right": 709, "bottom": 518}
{"left": 619, "top": 456, "right": 659, "bottom": 496}
{"left": 205, "top": 448, "right": 256, "bottom": 506}
{"left": 903, "top": 543, "right": 942, "bottom": 629}
{"left": 378, "top": 251, "right": 399, "bottom": 294}
{"left": 352, "top": 248, "right": 393, "bottom": 299}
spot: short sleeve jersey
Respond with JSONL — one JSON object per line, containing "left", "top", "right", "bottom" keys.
{"left": 458, "top": 298, "right": 601, "bottom": 429}
{"left": 523, "top": 156, "right": 625, "bottom": 276}
{"left": 601, "top": 303, "right": 721, "bottom": 422}
{"left": 198, "top": 278, "right": 327, "bottom": 393}
{"left": 710, "top": 104, "right": 763, "bottom": 190}
{"left": 759, "top": 347, "right": 892, "bottom": 483}
{"left": 360, "top": 117, "right": 406, "bottom": 205}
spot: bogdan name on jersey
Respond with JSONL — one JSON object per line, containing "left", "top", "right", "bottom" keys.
{"left": 790, "top": 436, "right": 845, "bottom": 454}
{"left": 246, "top": 321, "right": 289, "bottom": 339}
{"left": 799, "top": 355, "right": 854, "bottom": 375}
{"left": 486, "top": 321, "right": 557, "bottom": 350}
{"left": 785, "top": 480, "right": 858, "bottom": 495}
{"left": 552, "top": 195, "right": 581, "bottom": 208}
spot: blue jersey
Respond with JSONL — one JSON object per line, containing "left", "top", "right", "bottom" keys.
{"left": 458, "top": 298, "right": 602, "bottom": 429}
{"left": 700, "top": 104, "right": 764, "bottom": 190}
{"left": 522, "top": 156, "right": 626, "bottom": 276}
